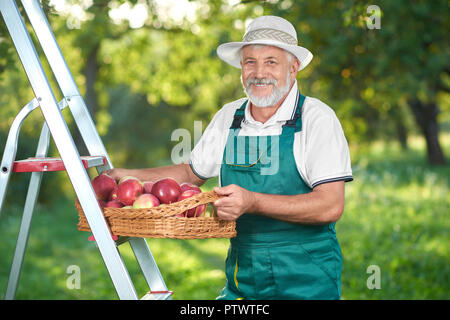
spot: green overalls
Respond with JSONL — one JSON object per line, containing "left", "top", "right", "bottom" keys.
{"left": 217, "top": 92, "right": 342, "bottom": 300}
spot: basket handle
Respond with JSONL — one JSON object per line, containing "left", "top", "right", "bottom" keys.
{"left": 97, "top": 190, "right": 221, "bottom": 218}
{"left": 150, "top": 190, "right": 221, "bottom": 217}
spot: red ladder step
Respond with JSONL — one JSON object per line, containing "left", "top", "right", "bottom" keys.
{"left": 12, "top": 156, "right": 107, "bottom": 172}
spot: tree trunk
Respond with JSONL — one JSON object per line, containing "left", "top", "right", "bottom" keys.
{"left": 390, "top": 106, "right": 408, "bottom": 150}
{"left": 395, "top": 118, "right": 408, "bottom": 151}
{"left": 408, "top": 99, "right": 446, "bottom": 165}
{"left": 74, "top": 43, "right": 100, "bottom": 156}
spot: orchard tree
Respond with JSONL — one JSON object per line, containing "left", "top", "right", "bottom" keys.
{"left": 268, "top": 0, "right": 448, "bottom": 164}
{"left": 2, "top": 0, "right": 447, "bottom": 166}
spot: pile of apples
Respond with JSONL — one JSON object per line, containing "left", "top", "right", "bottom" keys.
{"left": 91, "top": 173, "right": 206, "bottom": 218}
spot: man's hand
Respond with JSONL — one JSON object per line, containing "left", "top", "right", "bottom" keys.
{"left": 212, "top": 181, "right": 345, "bottom": 225}
{"left": 213, "top": 184, "right": 256, "bottom": 221}
{"left": 103, "top": 168, "right": 128, "bottom": 182}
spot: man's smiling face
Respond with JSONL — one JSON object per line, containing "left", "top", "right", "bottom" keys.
{"left": 240, "top": 45, "right": 298, "bottom": 108}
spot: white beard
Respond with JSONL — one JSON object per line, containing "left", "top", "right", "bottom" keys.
{"left": 242, "top": 73, "right": 292, "bottom": 108}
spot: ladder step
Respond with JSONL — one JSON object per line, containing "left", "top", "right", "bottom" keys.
{"left": 141, "top": 291, "right": 173, "bottom": 300}
{"left": 12, "top": 156, "right": 107, "bottom": 172}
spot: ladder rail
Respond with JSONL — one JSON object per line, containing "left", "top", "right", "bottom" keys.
{"left": 0, "top": 98, "right": 68, "bottom": 214}
{"left": 4, "top": 99, "right": 67, "bottom": 299}
{"left": 0, "top": 98, "right": 39, "bottom": 214}
{"left": 0, "top": 0, "right": 138, "bottom": 300}
{"left": 129, "top": 238, "right": 169, "bottom": 293}
{"left": 5, "top": 120, "right": 50, "bottom": 300}
{"left": 21, "top": 0, "right": 170, "bottom": 297}
{"left": 21, "top": 0, "right": 112, "bottom": 173}
{"left": 1, "top": 0, "right": 172, "bottom": 300}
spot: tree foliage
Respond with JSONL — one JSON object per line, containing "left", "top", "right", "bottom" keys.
{"left": 0, "top": 0, "right": 448, "bottom": 205}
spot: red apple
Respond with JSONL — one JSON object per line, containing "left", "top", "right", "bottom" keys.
{"left": 151, "top": 177, "right": 182, "bottom": 204}
{"left": 109, "top": 185, "right": 119, "bottom": 201}
{"left": 105, "top": 200, "right": 124, "bottom": 208}
{"left": 118, "top": 175, "right": 141, "bottom": 185}
{"left": 143, "top": 181, "right": 154, "bottom": 194}
{"left": 97, "top": 200, "right": 107, "bottom": 209}
{"left": 176, "top": 189, "right": 206, "bottom": 218}
{"left": 132, "top": 193, "right": 160, "bottom": 208}
{"left": 117, "top": 179, "right": 144, "bottom": 206}
{"left": 180, "top": 182, "right": 201, "bottom": 193}
{"left": 91, "top": 173, "right": 117, "bottom": 201}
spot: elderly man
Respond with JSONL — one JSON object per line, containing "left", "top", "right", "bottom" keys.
{"left": 107, "top": 16, "right": 352, "bottom": 300}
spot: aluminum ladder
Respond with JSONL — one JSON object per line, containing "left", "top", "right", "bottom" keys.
{"left": 0, "top": 0, "right": 171, "bottom": 300}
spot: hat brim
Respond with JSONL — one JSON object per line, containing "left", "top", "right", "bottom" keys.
{"left": 217, "top": 39, "right": 313, "bottom": 71}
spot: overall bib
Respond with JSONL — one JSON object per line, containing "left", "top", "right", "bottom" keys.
{"left": 217, "top": 93, "right": 342, "bottom": 300}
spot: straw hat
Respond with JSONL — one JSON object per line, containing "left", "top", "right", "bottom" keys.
{"left": 217, "top": 16, "right": 313, "bottom": 71}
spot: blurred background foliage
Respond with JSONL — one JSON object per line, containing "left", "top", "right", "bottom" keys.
{"left": 0, "top": 0, "right": 448, "bottom": 300}
{"left": 0, "top": 0, "right": 448, "bottom": 204}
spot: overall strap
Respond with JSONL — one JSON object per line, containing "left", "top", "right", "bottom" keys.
{"left": 230, "top": 100, "right": 248, "bottom": 129}
{"left": 282, "top": 92, "right": 305, "bottom": 133}
{"left": 229, "top": 93, "right": 305, "bottom": 131}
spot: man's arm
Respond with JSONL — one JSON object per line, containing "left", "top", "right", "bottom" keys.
{"left": 105, "top": 163, "right": 206, "bottom": 186}
{"left": 213, "top": 181, "right": 345, "bottom": 224}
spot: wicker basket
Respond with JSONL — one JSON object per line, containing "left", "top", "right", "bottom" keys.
{"left": 76, "top": 190, "right": 236, "bottom": 239}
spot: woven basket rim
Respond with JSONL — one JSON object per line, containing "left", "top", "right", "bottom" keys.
{"left": 76, "top": 190, "right": 220, "bottom": 217}
{"left": 75, "top": 190, "right": 236, "bottom": 239}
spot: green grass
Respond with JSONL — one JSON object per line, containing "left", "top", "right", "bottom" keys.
{"left": 0, "top": 135, "right": 448, "bottom": 299}
{"left": 0, "top": 200, "right": 229, "bottom": 300}
{"left": 339, "top": 140, "right": 449, "bottom": 299}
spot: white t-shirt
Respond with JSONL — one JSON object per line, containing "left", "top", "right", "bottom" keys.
{"left": 189, "top": 80, "right": 353, "bottom": 188}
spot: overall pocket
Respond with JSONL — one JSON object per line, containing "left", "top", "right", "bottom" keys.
{"left": 251, "top": 247, "right": 276, "bottom": 299}
{"left": 298, "top": 237, "right": 342, "bottom": 298}
{"left": 270, "top": 239, "right": 341, "bottom": 300}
